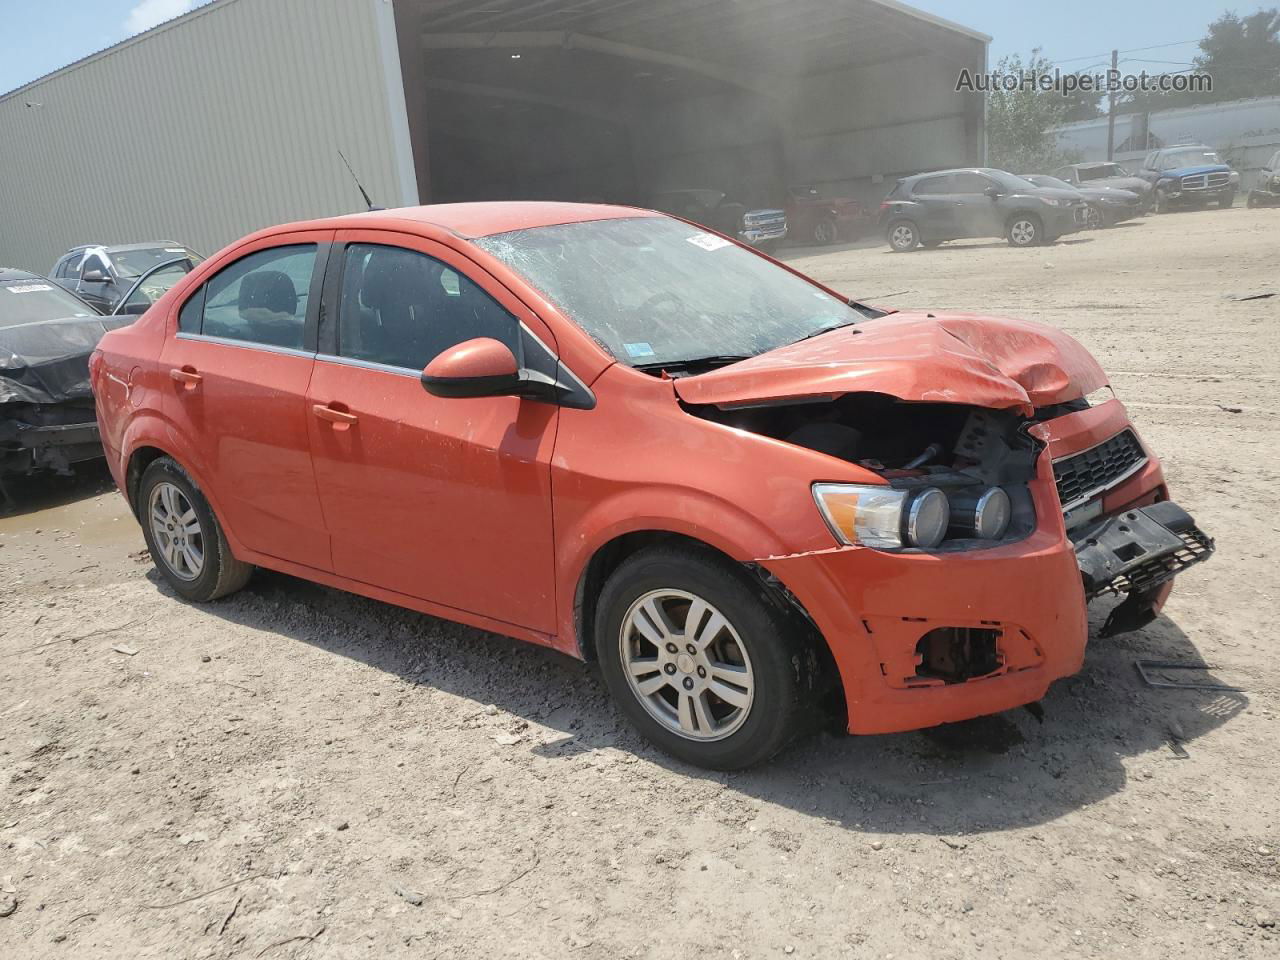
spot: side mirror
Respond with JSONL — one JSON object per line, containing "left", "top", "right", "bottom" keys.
{"left": 82, "top": 268, "right": 109, "bottom": 283}
{"left": 121, "top": 300, "right": 150, "bottom": 316}
{"left": 984, "top": 186, "right": 1002, "bottom": 200}
{"left": 421, "top": 337, "right": 520, "bottom": 399}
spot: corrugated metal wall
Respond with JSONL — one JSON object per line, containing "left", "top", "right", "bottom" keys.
{"left": 0, "top": 0, "right": 417, "bottom": 273}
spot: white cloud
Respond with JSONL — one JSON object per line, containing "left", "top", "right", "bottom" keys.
{"left": 125, "top": 0, "right": 197, "bottom": 36}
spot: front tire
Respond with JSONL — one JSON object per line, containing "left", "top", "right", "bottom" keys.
{"left": 1006, "top": 213, "right": 1043, "bottom": 247}
{"left": 887, "top": 220, "right": 920, "bottom": 252}
{"left": 813, "top": 218, "right": 839, "bottom": 245}
{"left": 138, "top": 457, "right": 252, "bottom": 602}
{"left": 595, "top": 546, "right": 811, "bottom": 769}
{"left": 1085, "top": 203, "right": 1108, "bottom": 229}
{"left": 1218, "top": 190, "right": 1236, "bottom": 209}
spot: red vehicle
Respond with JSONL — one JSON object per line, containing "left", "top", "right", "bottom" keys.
{"left": 90, "top": 202, "right": 1212, "bottom": 769}
{"left": 785, "top": 185, "right": 868, "bottom": 245}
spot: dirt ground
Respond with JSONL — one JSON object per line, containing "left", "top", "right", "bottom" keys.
{"left": 2, "top": 207, "right": 1278, "bottom": 959}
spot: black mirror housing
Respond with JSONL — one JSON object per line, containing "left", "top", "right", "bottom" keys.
{"left": 81, "top": 268, "right": 109, "bottom": 283}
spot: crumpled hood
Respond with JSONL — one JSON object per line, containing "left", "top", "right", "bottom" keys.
{"left": 672, "top": 311, "right": 1108, "bottom": 413}
{"left": 0, "top": 315, "right": 126, "bottom": 406}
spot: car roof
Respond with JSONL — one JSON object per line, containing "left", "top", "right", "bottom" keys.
{"left": 281, "top": 201, "right": 662, "bottom": 241}
{"left": 0, "top": 267, "right": 45, "bottom": 282}
{"left": 61, "top": 241, "right": 188, "bottom": 255}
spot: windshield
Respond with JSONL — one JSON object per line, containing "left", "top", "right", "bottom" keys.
{"left": 0, "top": 279, "right": 99, "bottom": 327}
{"left": 475, "top": 216, "right": 860, "bottom": 369}
{"left": 1165, "top": 149, "right": 1220, "bottom": 168}
{"left": 111, "top": 247, "right": 202, "bottom": 278}
{"left": 1078, "top": 164, "right": 1128, "bottom": 181}
{"left": 989, "top": 170, "right": 1042, "bottom": 191}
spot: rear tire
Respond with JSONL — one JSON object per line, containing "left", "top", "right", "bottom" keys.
{"left": 595, "top": 545, "right": 812, "bottom": 769}
{"left": 1006, "top": 213, "right": 1043, "bottom": 247}
{"left": 813, "top": 218, "right": 839, "bottom": 245}
{"left": 887, "top": 220, "right": 920, "bottom": 252}
{"left": 138, "top": 457, "right": 252, "bottom": 602}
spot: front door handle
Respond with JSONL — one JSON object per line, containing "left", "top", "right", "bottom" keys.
{"left": 312, "top": 403, "right": 358, "bottom": 429}
{"left": 170, "top": 366, "right": 202, "bottom": 389}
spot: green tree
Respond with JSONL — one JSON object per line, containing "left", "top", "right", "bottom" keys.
{"left": 1193, "top": 8, "right": 1280, "bottom": 101}
{"left": 1120, "top": 8, "right": 1280, "bottom": 111}
{"left": 986, "top": 50, "right": 1081, "bottom": 173}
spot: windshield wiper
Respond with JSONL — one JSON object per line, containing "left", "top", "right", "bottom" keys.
{"left": 791, "top": 320, "right": 862, "bottom": 344}
{"left": 633, "top": 354, "right": 751, "bottom": 372}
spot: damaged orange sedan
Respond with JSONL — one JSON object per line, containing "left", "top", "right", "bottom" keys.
{"left": 90, "top": 203, "right": 1213, "bottom": 769}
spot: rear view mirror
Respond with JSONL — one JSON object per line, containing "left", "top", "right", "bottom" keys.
{"left": 421, "top": 338, "right": 520, "bottom": 399}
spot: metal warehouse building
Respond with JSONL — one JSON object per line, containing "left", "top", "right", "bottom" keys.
{"left": 0, "top": 0, "right": 987, "bottom": 271}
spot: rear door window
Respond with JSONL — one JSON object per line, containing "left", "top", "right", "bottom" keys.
{"left": 198, "top": 245, "right": 316, "bottom": 349}
{"left": 913, "top": 175, "right": 954, "bottom": 196}
{"left": 335, "top": 243, "right": 518, "bottom": 371}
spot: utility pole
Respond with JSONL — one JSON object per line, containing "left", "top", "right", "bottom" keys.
{"left": 1106, "top": 48, "right": 1118, "bottom": 160}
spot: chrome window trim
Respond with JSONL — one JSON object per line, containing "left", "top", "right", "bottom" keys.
{"left": 174, "top": 331, "right": 315, "bottom": 359}
{"left": 315, "top": 352, "right": 420, "bottom": 379}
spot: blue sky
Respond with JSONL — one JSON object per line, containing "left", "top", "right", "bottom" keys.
{"left": 0, "top": 0, "right": 1252, "bottom": 97}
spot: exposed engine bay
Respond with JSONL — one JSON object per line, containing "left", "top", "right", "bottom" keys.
{"left": 686, "top": 392, "right": 1042, "bottom": 550}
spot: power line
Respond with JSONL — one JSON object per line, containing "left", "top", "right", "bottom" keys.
{"left": 1052, "top": 37, "right": 1202, "bottom": 67}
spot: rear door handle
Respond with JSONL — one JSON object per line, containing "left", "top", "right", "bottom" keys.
{"left": 170, "top": 366, "right": 202, "bottom": 389}
{"left": 312, "top": 403, "right": 358, "bottom": 428}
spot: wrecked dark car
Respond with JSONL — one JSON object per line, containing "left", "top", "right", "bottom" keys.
{"left": 1, "top": 269, "right": 131, "bottom": 498}
{"left": 91, "top": 203, "right": 1213, "bottom": 770}
{"left": 50, "top": 242, "right": 203, "bottom": 314}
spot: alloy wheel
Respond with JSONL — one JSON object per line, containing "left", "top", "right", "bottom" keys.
{"left": 1010, "top": 219, "right": 1037, "bottom": 245}
{"left": 890, "top": 224, "right": 916, "bottom": 250}
{"left": 1085, "top": 205, "right": 1103, "bottom": 228}
{"left": 815, "top": 220, "right": 837, "bottom": 244}
{"left": 148, "top": 481, "right": 205, "bottom": 581}
{"left": 618, "top": 589, "right": 755, "bottom": 741}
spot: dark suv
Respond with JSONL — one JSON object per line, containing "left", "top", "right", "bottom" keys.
{"left": 879, "top": 169, "right": 1088, "bottom": 251}
{"left": 50, "top": 242, "right": 202, "bottom": 314}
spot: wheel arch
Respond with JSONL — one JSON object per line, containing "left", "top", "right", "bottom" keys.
{"left": 572, "top": 528, "right": 847, "bottom": 723}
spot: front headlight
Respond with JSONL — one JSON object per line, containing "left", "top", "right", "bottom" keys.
{"left": 1040, "top": 197, "right": 1066, "bottom": 207}
{"left": 812, "top": 483, "right": 949, "bottom": 549}
{"left": 1229, "top": 170, "right": 1240, "bottom": 183}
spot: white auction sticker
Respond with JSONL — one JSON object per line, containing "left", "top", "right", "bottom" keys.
{"left": 686, "top": 232, "right": 731, "bottom": 252}
{"left": 5, "top": 283, "right": 53, "bottom": 294}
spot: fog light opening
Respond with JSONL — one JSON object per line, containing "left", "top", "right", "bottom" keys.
{"left": 914, "top": 627, "right": 1003, "bottom": 684}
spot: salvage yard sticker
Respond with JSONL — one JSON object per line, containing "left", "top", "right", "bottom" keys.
{"left": 624, "top": 342, "right": 656, "bottom": 358}
{"left": 686, "top": 232, "right": 732, "bottom": 252}
{"left": 5, "top": 283, "right": 54, "bottom": 294}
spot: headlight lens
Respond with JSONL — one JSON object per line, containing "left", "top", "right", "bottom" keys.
{"left": 813, "top": 483, "right": 950, "bottom": 549}
{"left": 1040, "top": 197, "right": 1065, "bottom": 207}
{"left": 906, "top": 488, "right": 950, "bottom": 548}
{"left": 948, "top": 487, "right": 1012, "bottom": 540}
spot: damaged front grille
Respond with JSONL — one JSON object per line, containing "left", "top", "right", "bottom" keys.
{"left": 1053, "top": 429, "right": 1146, "bottom": 510}
{"left": 1091, "top": 525, "right": 1214, "bottom": 597}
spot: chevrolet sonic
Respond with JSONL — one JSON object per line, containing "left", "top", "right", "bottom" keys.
{"left": 89, "top": 203, "right": 1213, "bottom": 769}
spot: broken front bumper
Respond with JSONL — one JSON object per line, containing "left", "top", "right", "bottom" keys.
{"left": 0, "top": 417, "right": 103, "bottom": 478}
{"left": 761, "top": 402, "right": 1212, "bottom": 736}
{"left": 1075, "top": 500, "right": 1214, "bottom": 637}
